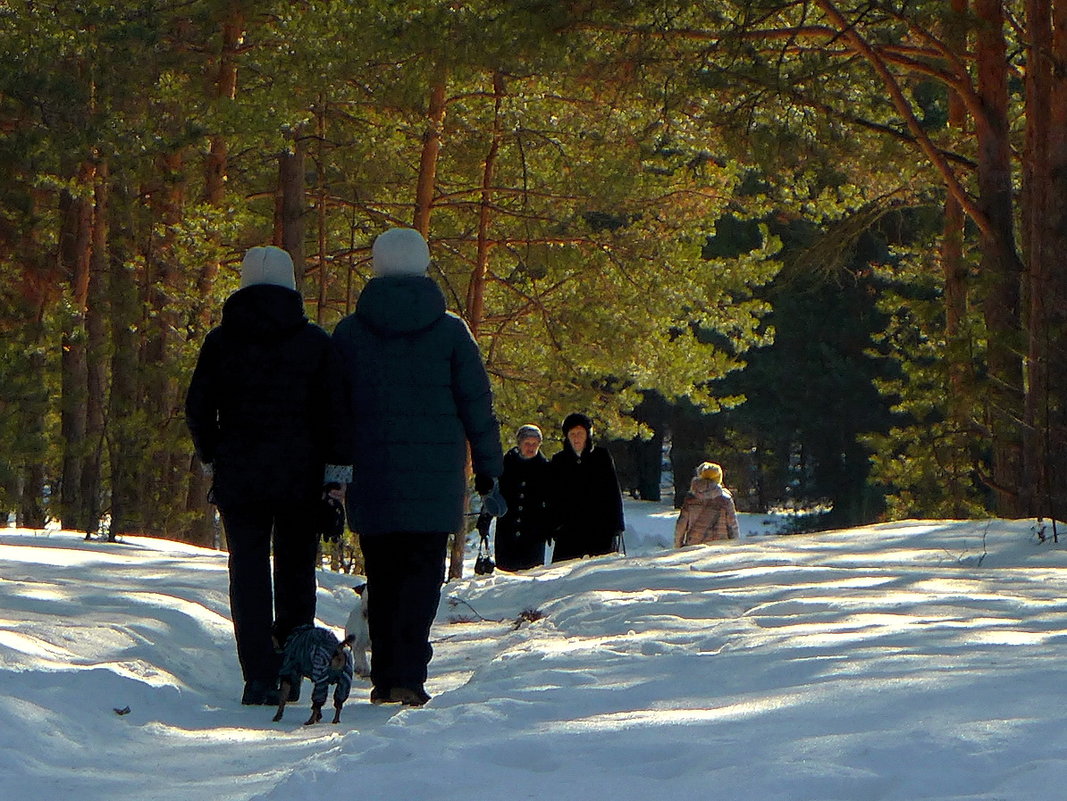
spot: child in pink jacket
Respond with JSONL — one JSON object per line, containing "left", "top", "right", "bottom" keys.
{"left": 674, "top": 462, "right": 740, "bottom": 546}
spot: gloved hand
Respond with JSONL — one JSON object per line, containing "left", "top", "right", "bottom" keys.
{"left": 476, "top": 511, "right": 492, "bottom": 538}
{"left": 474, "top": 473, "right": 494, "bottom": 495}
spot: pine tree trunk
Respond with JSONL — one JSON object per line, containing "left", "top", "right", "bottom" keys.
{"left": 465, "top": 72, "right": 504, "bottom": 337}
{"left": 634, "top": 431, "right": 664, "bottom": 503}
{"left": 1047, "top": 0, "right": 1067, "bottom": 520}
{"left": 143, "top": 151, "right": 187, "bottom": 537}
{"left": 974, "top": 0, "right": 1024, "bottom": 516}
{"left": 13, "top": 185, "right": 51, "bottom": 529}
{"left": 108, "top": 192, "right": 142, "bottom": 540}
{"left": 449, "top": 485, "right": 472, "bottom": 582}
{"left": 942, "top": 0, "right": 971, "bottom": 517}
{"left": 315, "top": 96, "right": 329, "bottom": 326}
{"left": 82, "top": 161, "right": 109, "bottom": 537}
{"left": 20, "top": 315, "right": 48, "bottom": 529}
{"left": 1022, "top": 0, "right": 1067, "bottom": 520}
{"left": 58, "top": 162, "right": 95, "bottom": 531}
{"left": 413, "top": 79, "right": 447, "bottom": 237}
{"left": 278, "top": 142, "right": 307, "bottom": 289}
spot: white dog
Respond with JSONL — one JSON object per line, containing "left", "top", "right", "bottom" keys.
{"left": 344, "top": 583, "right": 371, "bottom": 678}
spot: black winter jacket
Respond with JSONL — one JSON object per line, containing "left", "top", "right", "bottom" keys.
{"left": 549, "top": 439, "right": 625, "bottom": 561}
{"left": 494, "top": 447, "right": 552, "bottom": 570}
{"left": 185, "top": 284, "right": 351, "bottom": 509}
{"left": 333, "top": 275, "right": 503, "bottom": 536}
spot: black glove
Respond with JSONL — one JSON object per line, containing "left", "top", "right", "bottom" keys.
{"left": 476, "top": 511, "right": 492, "bottom": 537}
{"left": 474, "top": 473, "right": 494, "bottom": 495}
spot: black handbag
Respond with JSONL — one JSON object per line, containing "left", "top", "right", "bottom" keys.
{"left": 474, "top": 528, "right": 495, "bottom": 575}
{"left": 317, "top": 495, "right": 346, "bottom": 542}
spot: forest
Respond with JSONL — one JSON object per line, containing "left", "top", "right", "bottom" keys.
{"left": 1, "top": 1, "right": 1064, "bottom": 556}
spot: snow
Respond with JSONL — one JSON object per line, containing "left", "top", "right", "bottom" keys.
{"left": 2, "top": 502, "right": 1066, "bottom": 800}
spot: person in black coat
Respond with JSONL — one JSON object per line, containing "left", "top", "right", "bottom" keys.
{"left": 185, "top": 246, "right": 351, "bottom": 706}
{"left": 491, "top": 424, "right": 552, "bottom": 571}
{"left": 549, "top": 413, "right": 625, "bottom": 562}
{"left": 333, "top": 227, "right": 503, "bottom": 707}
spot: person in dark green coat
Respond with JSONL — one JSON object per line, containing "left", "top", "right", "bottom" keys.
{"left": 333, "top": 227, "right": 503, "bottom": 706}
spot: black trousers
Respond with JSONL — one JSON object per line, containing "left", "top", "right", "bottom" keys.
{"left": 219, "top": 499, "right": 319, "bottom": 683}
{"left": 359, "top": 531, "right": 449, "bottom": 693}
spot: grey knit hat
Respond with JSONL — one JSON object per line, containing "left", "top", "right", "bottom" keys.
{"left": 239, "top": 246, "right": 296, "bottom": 290}
{"left": 516, "top": 424, "right": 543, "bottom": 444}
{"left": 371, "top": 228, "right": 430, "bottom": 277}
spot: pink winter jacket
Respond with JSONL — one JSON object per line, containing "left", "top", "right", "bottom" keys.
{"left": 674, "top": 478, "right": 740, "bottom": 546}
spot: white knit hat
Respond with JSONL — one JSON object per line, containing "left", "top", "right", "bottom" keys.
{"left": 240, "top": 246, "right": 296, "bottom": 290}
{"left": 371, "top": 228, "right": 430, "bottom": 277}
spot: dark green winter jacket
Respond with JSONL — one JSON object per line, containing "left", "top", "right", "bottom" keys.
{"left": 333, "top": 275, "right": 503, "bottom": 536}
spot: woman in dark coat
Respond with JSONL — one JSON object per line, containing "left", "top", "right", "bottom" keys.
{"left": 185, "top": 246, "right": 351, "bottom": 706}
{"left": 549, "top": 413, "right": 625, "bottom": 562}
{"left": 332, "top": 227, "right": 503, "bottom": 707}
{"left": 493, "top": 424, "right": 552, "bottom": 571}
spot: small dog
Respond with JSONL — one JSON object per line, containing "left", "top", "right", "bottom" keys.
{"left": 345, "top": 583, "right": 371, "bottom": 678}
{"left": 272, "top": 624, "right": 355, "bottom": 725}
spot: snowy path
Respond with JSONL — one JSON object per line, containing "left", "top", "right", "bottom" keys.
{"left": 3, "top": 507, "right": 1067, "bottom": 800}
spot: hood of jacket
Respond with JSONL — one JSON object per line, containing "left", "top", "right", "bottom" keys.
{"left": 355, "top": 275, "right": 447, "bottom": 336}
{"left": 689, "top": 477, "right": 729, "bottom": 501}
{"left": 220, "top": 284, "right": 308, "bottom": 343}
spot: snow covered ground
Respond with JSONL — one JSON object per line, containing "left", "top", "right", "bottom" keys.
{"left": 2, "top": 501, "right": 1066, "bottom": 800}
